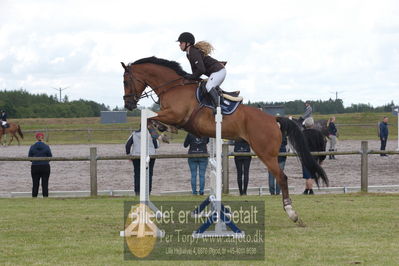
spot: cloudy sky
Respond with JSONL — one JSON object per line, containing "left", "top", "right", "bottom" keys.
{"left": 1, "top": 0, "right": 398, "bottom": 109}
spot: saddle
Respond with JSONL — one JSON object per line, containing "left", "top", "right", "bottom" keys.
{"left": 196, "top": 81, "right": 243, "bottom": 115}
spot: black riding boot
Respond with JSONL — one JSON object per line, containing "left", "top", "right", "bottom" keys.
{"left": 328, "top": 149, "right": 333, "bottom": 159}
{"left": 208, "top": 88, "right": 220, "bottom": 109}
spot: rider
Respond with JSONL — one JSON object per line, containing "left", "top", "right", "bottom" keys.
{"left": 299, "top": 102, "right": 313, "bottom": 125}
{"left": 1, "top": 110, "right": 8, "bottom": 132}
{"left": 177, "top": 32, "right": 226, "bottom": 109}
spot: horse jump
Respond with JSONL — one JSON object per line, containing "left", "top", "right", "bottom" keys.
{"left": 122, "top": 57, "right": 328, "bottom": 224}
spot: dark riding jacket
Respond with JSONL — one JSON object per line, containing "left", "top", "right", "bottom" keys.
{"left": 184, "top": 133, "right": 209, "bottom": 154}
{"left": 233, "top": 139, "right": 251, "bottom": 153}
{"left": 379, "top": 122, "right": 388, "bottom": 139}
{"left": 327, "top": 122, "right": 337, "bottom": 136}
{"left": 186, "top": 46, "right": 224, "bottom": 79}
{"left": 1, "top": 112, "right": 7, "bottom": 121}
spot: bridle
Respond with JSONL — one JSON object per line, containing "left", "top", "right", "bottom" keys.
{"left": 123, "top": 70, "right": 198, "bottom": 104}
{"left": 122, "top": 72, "right": 147, "bottom": 103}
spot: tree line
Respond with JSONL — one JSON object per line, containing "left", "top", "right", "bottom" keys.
{"left": 246, "top": 99, "right": 395, "bottom": 115}
{"left": 1, "top": 90, "right": 395, "bottom": 118}
{"left": 0, "top": 90, "right": 109, "bottom": 118}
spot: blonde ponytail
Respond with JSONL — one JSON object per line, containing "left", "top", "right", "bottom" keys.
{"left": 194, "top": 41, "right": 214, "bottom": 56}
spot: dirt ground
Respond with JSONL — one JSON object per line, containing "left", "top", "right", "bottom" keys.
{"left": 0, "top": 140, "right": 398, "bottom": 197}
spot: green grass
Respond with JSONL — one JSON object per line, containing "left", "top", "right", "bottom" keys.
{"left": 313, "top": 112, "right": 398, "bottom": 140}
{"left": 1, "top": 194, "right": 398, "bottom": 265}
{"left": 6, "top": 112, "right": 398, "bottom": 145}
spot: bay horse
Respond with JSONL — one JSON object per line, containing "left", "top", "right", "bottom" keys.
{"left": 121, "top": 57, "right": 328, "bottom": 224}
{"left": 0, "top": 122, "right": 24, "bottom": 146}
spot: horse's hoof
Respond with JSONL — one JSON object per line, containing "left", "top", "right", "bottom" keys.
{"left": 284, "top": 204, "right": 298, "bottom": 222}
{"left": 295, "top": 218, "right": 306, "bottom": 227}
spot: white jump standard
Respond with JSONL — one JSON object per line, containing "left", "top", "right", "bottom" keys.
{"left": 192, "top": 105, "right": 245, "bottom": 238}
{"left": 120, "top": 109, "right": 164, "bottom": 238}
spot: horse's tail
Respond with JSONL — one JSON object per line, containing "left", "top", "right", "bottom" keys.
{"left": 17, "top": 125, "right": 24, "bottom": 139}
{"left": 276, "top": 117, "right": 329, "bottom": 187}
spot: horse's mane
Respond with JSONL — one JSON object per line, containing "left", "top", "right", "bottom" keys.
{"left": 130, "top": 56, "right": 189, "bottom": 76}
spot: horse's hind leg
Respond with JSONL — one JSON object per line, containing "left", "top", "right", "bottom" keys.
{"left": 256, "top": 151, "right": 301, "bottom": 224}
{"left": 14, "top": 134, "right": 20, "bottom": 145}
{"left": 266, "top": 157, "right": 299, "bottom": 222}
{"left": 8, "top": 135, "right": 14, "bottom": 146}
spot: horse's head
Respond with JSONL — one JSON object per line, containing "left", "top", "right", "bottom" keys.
{"left": 121, "top": 62, "right": 147, "bottom": 110}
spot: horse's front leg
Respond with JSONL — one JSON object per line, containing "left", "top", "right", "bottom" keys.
{"left": 8, "top": 135, "right": 13, "bottom": 146}
{"left": 150, "top": 109, "right": 187, "bottom": 128}
{"left": 148, "top": 119, "right": 168, "bottom": 132}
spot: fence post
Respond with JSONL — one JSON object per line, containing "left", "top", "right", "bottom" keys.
{"left": 360, "top": 141, "right": 368, "bottom": 192}
{"left": 222, "top": 143, "right": 229, "bottom": 194}
{"left": 87, "top": 128, "right": 92, "bottom": 143}
{"left": 45, "top": 128, "right": 49, "bottom": 142}
{"left": 90, "top": 147, "right": 98, "bottom": 196}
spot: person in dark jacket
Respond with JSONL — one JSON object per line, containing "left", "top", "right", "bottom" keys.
{"left": 177, "top": 32, "right": 226, "bottom": 108}
{"left": 0, "top": 110, "right": 7, "bottom": 122}
{"left": 233, "top": 139, "right": 252, "bottom": 195}
{"left": 268, "top": 135, "right": 287, "bottom": 195}
{"left": 1, "top": 110, "right": 8, "bottom": 132}
{"left": 379, "top": 117, "right": 389, "bottom": 156}
{"left": 327, "top": 116, "right": 338, "bottom": 159}
{"left": 28, "top": 132, "right": 52, "bottom": 197}
{"left": 125, "top": 124, "right": 159, "bottom": 196}
{"left": 302, "top": 118, "right": 326, "bottom": 195}
{"left": 184, "top": 133, "right": 209, "bottom": 195}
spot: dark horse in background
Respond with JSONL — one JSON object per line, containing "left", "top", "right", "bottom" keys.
{"left": 291, "top": 118, "right": 330, "bottom": 141}
{"left": 121, "top": 56, "right": 328, "bottom": 224}
{"left": 0, "top": 122, "right": 24, "bottom": 146}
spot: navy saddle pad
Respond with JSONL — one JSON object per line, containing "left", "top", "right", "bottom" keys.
{"left": 195, "top": 87, "right": 242, "bottom": 115}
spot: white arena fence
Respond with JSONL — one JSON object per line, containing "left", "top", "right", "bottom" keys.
{"left": 0, "top": 141, "right": 398, "bottom": 198}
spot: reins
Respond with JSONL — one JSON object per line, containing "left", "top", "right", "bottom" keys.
{"left": 124, "top": 72, "right": 198, "bottom": 105}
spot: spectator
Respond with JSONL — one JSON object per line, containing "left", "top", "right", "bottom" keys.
{"left": 327, "top": 116, "right": 338, "bottom": 159}
{"left": 379, "top": 117, "right": 389, "bottom": 156}
{"left": 233, "top": 139, "right": 252, "bottom": 195}
{"left": 28, "top": 132, "right": 52, "bottom": 197}
{"left": 125, "top": 124, "right": 159, "bottom": 196}
{"left": 184, "top": 133, "right": 209, "bottom": 195}
{"left": 268, "top": 135, "right": 287, "bottom": 195}
{"left": 302, "top": 118, "right": 326, "bottom": 195}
